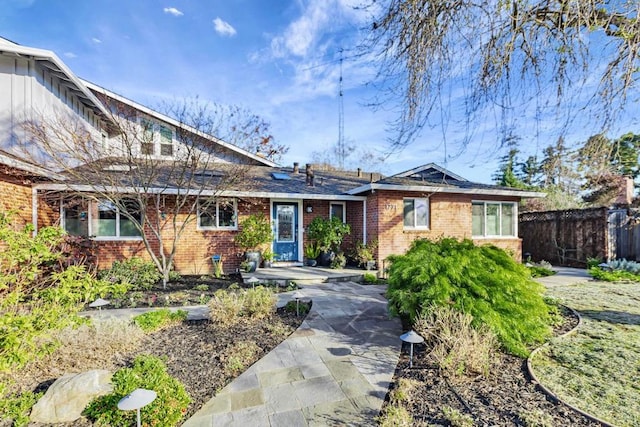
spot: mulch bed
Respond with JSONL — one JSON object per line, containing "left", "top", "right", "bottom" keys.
{"left": 138, "top": 306, "right": 305, "bottom": 418}
{"left": 386, "top": 306, "right": 601, "bottom": 426}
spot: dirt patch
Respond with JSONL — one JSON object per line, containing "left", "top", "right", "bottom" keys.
{"left": 385, "top": 306, "right": 601, "bottom": 426}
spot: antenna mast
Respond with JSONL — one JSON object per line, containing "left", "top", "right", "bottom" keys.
{"left": 337, "top": 48, "right": 345, "bottom": 169}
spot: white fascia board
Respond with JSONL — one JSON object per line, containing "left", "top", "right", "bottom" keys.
{"left": 80, "top": 80, "right": 278, "bottom": 168}
{"left": 392, "top": 163, "right": 468, "bottom": 181}
{"left": 33, "top": 183, "right": 367, "bottom": 201}
{"left": 347, "top": 183, "right": 546, "bottom": 198}
{"left": 0, "top": 44, "right": 113, "bottom": 122}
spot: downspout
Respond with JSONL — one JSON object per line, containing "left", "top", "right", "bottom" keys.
{"left": 363, "top": 199, "right": 367, "bottom": 244}
{"left": 31, "top": 187, "right": 38, "bottom": 236}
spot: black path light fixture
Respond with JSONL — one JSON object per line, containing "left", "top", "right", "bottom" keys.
{"left": 117, "top": 388, "right": 157, "bottom": 427}
{"left": 399, "top": 330, "right": 424, "bottom": 368}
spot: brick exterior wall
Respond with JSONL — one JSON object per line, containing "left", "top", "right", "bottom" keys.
{"left": 0, "top": 174, "right": 33, "bottom": 226}
{"left": 367, "top": 190, "right": 522, "bottom": 268}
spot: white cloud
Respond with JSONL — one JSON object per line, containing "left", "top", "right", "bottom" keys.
{"left": 163, "top": 7, "right": 183, "bottom": 17}
{"left": 213, "top": 17, "right": 236, "bottom": 37}
{"left": 63, "top": 52, "right": 77, "bottom": 59}
{"left": 92, "top": 37, "right": 102, "bottom": 44}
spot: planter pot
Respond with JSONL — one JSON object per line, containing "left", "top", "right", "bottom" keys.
{"left": 244, "top": 260, "right": 258, "bottom": 272}
{"left": 318, "top": 251, "right": 334, "bottom": 267}
{"left": 244, "top": 251, "right": 261, "bottom": 272}
{"left": 306, "top": 259, "right": 317, "bottom": 267}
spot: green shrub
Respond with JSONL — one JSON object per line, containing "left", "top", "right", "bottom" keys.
{"left": 222, "top": 341, "right": 262, "bottom": 375}
{"left": 362, "top": 272, "right": 378, "bottom": 284}
{"left": 243, "top": 286, "right": 276, "bottom": 319}
{"left": 588, "top": 266, "right": 640, "bottom": 282}
{"left": 307, "top": 216, "right": 351, "bottom": 252}
{"left": 99, "top": 258, "right": 161, "bottom": 291}
{"left": 84, "top": 355, "right": 190, "bottom": 427}
{"left": 387, "top": 238, "right": 552, "bottom": 357}
{"left": 284, "top": 300, "right": 311, "bottom": 316}
{"left": 133, "top": 309, "right": 187, "bottom": 332}
{"left": 208, "top": 289, "right": 245, "bottom": 325}
{"left": 0, "top": 390, "right": 42, "bottom": 427}
{"left": 0, "top": 213, "right": 124, "bottom": 373}
{"left": 528, "top": 265, "right": 556, "bottom": 278}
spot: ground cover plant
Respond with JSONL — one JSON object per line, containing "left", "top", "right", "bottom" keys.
{"left": 531, "top": 279, "right": 640, "bottom": 426}
{"left": 386, "top": 237, "right": 552, "bottom": 357}
{"left": 588, "top": 258, "right": 640, "bottom": 282}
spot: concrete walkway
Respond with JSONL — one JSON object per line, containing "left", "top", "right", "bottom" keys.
{"left": 182, "top": 282, "right": 402, "bottom": 427}
{"left": 535, "top": 266, "right": 591, "bottom": 287}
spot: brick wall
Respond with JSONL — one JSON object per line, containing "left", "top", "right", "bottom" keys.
{"left": 368, "top": 190, "right": 522, "bottom": 265}
{"left": 0, "top": 173, "right": 33, "bottom": 226}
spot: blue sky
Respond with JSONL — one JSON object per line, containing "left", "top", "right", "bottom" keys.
{"left": 2, "top": 0, "right": 638, "bottom": 184}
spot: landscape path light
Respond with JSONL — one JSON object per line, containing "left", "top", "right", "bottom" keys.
{"left": 400, "top": 330, "right": 424, "bottom": 368}
{"left": 89, "top": 298, "right": 110, "bottom": 312}
{"left": 246, "top": 276, "right": 260, "bottom": 289}
{"left": 291, "top": 291, "right": 304, "bottom": 316}
{"left": 117, "top": 388, "right": 157, "bottom": 427}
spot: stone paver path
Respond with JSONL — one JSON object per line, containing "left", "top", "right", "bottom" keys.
{"left": 182, "top": 282, "right": 402, "bottom": 427}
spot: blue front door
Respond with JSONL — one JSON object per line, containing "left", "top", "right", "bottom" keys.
{"left": 273, "top": 202, "right": 298, "bottom": 262}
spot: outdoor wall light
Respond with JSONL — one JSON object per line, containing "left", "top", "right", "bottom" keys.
{"left": 400, "top": 330, "right": 425, "bottom": 368}
{"left": 306, "top": 205, "right": 313, "bottom": 213}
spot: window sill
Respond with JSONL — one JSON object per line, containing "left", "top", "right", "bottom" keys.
{"left": 197, "top": 227, "right": 238, "bottom": 232}
{"left": 92, "top": 236, "right": 144, "bottom": 241}
{"left": 472, "top": 235, "right": 519, "bottom": 239}
{"left": 403, "top": 228, "right": 430, "bottom": 232}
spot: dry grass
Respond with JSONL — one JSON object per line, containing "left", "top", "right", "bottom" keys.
{"left": 1, "top": 318, "right": 144, "bottom": 395}
{"left": 377, "top": 378, "right": 421, "bottom": 427}
{"left": 532, "top": 279, "right": 640, "bottom": 426}
{"left": 414, "top": 306, "right": 499, "bottom": 378}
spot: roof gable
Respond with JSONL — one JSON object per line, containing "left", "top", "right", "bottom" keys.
{"left": 391, "top": 163, "right": 467, "bottom": 182}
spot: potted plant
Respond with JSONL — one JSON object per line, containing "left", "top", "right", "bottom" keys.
{"left": 262, "top": 248, "right": 275, "bottom": 268}
{"left": 351, "top": 240, "right": 378, "bottom": 270}
{"left": 235, "top": 213, "right": 273, "bottom": 272}
{"left": 307, "top": 216, "right": 351, "bottom": 267}
{"left": 304, "top": 242, "right": 320, "bottom": 266}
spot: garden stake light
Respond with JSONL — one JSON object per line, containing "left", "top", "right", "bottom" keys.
{"left": 400, "top": 330, "right": 424, "bottom": 368}
{"left": 117, "top": 388, "right": 157, "bottom": 427}
{"left": 89, "top": 298, "right": 110, "bottom": 312}
{"left": 246, "top": 276, "right": 260, "bottom": 289}
{"left": 291, "top": 291, "right": 303, "bottom": 316}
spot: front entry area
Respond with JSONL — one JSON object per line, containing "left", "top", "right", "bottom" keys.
{"left": 272, "top": 202, "right": 299, "bottom": 262}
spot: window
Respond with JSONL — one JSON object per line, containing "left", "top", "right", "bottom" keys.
{"left": 62, "top": 198, "right": 142, "bottom": 239}
{"left": 472, "top": 202, "right": 516, "bottom": 237}
{"left": 159, "top": 125, "right": 173, "bottom": 156}
{"left": 140, "top": 119, "right": 174, "bottom": 157}
{"left": 403, "top": 198, "right": 429, "bottom": 229}
{"left": 198, "top": 199, "right": 237, "bottom": 229}
{"left": 330, "top": 202, "right": 346, "bottom": 223}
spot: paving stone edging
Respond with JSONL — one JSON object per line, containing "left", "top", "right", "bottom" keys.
{"left": 526, "top": 305, "right": 615, "bottom": 427}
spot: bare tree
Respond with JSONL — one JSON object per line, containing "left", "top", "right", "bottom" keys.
{"left": 365, "top": 0, "right": 640, "bottom": 149}
{"left": 19, "top": 98, "right": 283, "bottom": 287}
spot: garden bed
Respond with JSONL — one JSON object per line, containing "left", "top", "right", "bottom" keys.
{"left": 383, "top": 306, "right": 601, "bottom": 426}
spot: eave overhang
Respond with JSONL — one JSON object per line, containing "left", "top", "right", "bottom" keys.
{"left": 346, "top": 183, "right": 546, "bottom": 198}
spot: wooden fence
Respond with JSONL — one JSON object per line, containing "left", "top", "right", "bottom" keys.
{"left": 519, "top": 207, "right": 609, "bottom": 266}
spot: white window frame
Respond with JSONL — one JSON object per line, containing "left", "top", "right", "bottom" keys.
{"left": 403, "top": 197, "right": 430, "bottom": 230}
{"left": 139, "top": 118, "right": 174, "bottom": 158}
{"left": 329, "top": 202, "right": 346, "bottom": 223}
{"left": 197, "top": 199, "right": 238, "bottom": 230}
{"left": 472, "top": 201, "right": 518, "bottom": 238}
{"left": 61, "top": 198, "right": 143, "bottom": 241}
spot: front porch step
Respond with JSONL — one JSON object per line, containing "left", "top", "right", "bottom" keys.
{"left": 272, "top": 262, "right": 304, "bottom": 267}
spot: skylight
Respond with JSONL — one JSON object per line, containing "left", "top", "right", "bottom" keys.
{"left": 271, "top": 172, "right": 291, "bottom": 180}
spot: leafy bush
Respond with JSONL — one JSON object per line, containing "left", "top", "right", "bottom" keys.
{"left": 222, "top": 341, "right": 262, "bottom": 376}
{"left": 243, "top": 286, "right": 276, "bottom": 320}
{"left": 414, "top": 306, "right": 498, "bottom": 377}
{"left": 283, "top": 300, "right": 311, "bottom": 316}
{"left": 0, "top": 213, "right": 124, "bottom": 373}
{"left": 362, "top": 272, "right": 378, "bottom": 284}
{"left": 386, "top": 238, "right": 552, "bottom": 357}
{"left": 588, "top": 266, "right": 640, "bottom": 282}
{"left": 208, "top": 286, "right": 277, "bottom": 324}
{"left": 330, "top": 252, "right": 347, "bottom": 269}
{"left": 234, "top": 213, "right": 273, "bottom": 251}
{"left": 0, "top": 390, "right": 41, "bottom": 427}
{"left": 208, "top": 288, "right": 245, "bottom": 326}
{"left": 528, "top": 265, "right": 556, "bottom": 278}
{"left": 133, "top": 309, "right": 187, "bottom": 332}
{"left": 605, "top": 258, "right": 640, "bottom": 273}
{"left": 84, "top": 355, "right": 190, "bottom": 427}
{"left": 99, "top": 257, "right": 161, "bottom": 291}
{"left": 307, "top": 216, "right": 351, "bottom": 251}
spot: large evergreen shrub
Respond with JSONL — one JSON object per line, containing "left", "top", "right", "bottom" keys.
{"left": 387, "top": 238, "right": 552, "bottom": 357}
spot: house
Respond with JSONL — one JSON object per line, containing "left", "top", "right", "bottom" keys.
{"left": 0, "top": 37, "right": 543, "bottom": 274}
